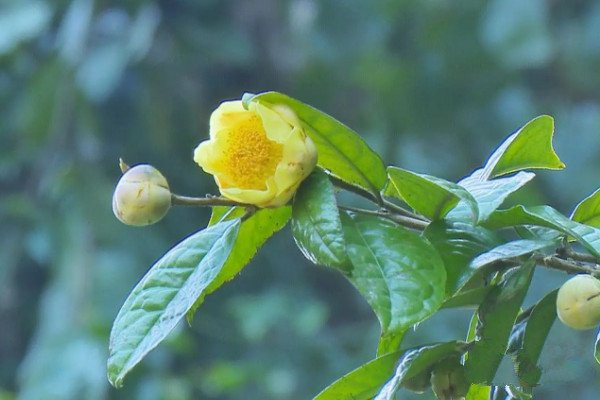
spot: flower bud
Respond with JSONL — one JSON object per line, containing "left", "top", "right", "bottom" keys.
{"left": 112, "top": 164, "right": 171, "bottom": 226}
{"left": 431, "top": 358, "right": 468, "bottom": 400}
{"left": 556, "top": 274, "right": 600, "bottom": 330}
{"left": 193, "top": 99, "right": 317, "bottom": 207}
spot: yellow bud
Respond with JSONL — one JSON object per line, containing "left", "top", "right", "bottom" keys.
{"left": 112, "top": 164, "right": 171, "bottom": 226}
{"left": 193, "top": 99, "right": 317, "bottom": 207}
{"left": 556, "top": 274, "right": 600, "bottom": 330}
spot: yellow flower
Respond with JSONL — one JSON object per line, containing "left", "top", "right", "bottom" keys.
{"left": 194, "top": 99, "right": 317, "bottom": 207}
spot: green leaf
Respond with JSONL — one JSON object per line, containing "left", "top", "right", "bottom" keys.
{"left": 448, "top": 169, "right": 535, "bottom": 222}
{"left": 187, "top": 206, "right": 291, "bottom": 323}
{"left": 471, "top": 240, "right": 557, "bottom": 270}
{"left": 466, "top": 384, "right": 492, "bottom": 400}
{"left": 312, "top": 351, "right": 401, "bottom": 400}
{"left": 385, "top": 167, "right": 478, "bottom": 221}
{"left": 465, "top": 261, "right": 535, "bottom": 384}
{"left": 572, "top": 188, "right": 600, "bottom": 228}
{"left": 442, "top": 287, "right": 492, "bottom": 309}
{"left": 485, "top": 205, "right": 600, "bottom": 258}
{"left": 341, "top": 212, "right": 446, "bottom": 338}
{"left": 246, "top": 91, "right": 386, "bottom": 199}
{"left": 481, "top": 115, "right": 565, "bottom": 179}
{"left": 374, "top": 341, "right": 470, "bottom": 400}
{"left": 107, "top": 219, "right": 241, "bottom": 387}
{"left": 291, "top": 170, "right": 350, "bottom": 271}
{"left": 424, "top": 220, "right": 500, "bottom": 295}
{"left": 507, "top": 290, "right": 557, "bottom": 387}
{"left": 462, "top": 239, "right": 557, "bottom": 290}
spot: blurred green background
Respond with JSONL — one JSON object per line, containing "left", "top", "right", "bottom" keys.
{"left": 2, "top": 0, "right": 600, "bottom": 399}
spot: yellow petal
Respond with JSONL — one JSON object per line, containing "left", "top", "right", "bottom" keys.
{"left": 273, "top": 127, "right": 317, "bottom": 195}
{"left": 251, "top": 102, "right": 294, "bottom": 143}
{"left": 209, "top": 100, "right": 247, "bottom": 137}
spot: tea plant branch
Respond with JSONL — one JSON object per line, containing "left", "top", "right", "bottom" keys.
{"left": 171, "top": 193, "right": 600, "bottom": 276}
{"left": 171, "top": 193, "right": 243, "bottom": 207}
{"left": 562, "top": 247, "right": 599, "bottom": 264}
{"left": 326, "top": 173, "right": 427, "bottom": 221}
{"left": 326, "top": 173, "right": 383, "bottom": 205}
{"left": 338, "top": 205, "right": 429, "bottom": 230}
{"left": 538, "top": 255, "right": 600, "bottom": 277}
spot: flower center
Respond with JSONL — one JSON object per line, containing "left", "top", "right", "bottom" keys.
{"left": 217, "top": 113, "right": 283, "bottom": 190}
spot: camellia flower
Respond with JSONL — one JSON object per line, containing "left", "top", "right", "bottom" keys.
{"left": 194, "top": 99, "right": 317, "bottom": 207}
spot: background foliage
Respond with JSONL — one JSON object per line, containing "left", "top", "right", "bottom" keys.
{"left": 2, "top": 0, "right": 600, "bottom": 399}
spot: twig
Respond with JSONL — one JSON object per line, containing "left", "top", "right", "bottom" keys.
{"left": 537, "top": 255, "right": 600, "bottom": 277}
{"left": 382, "top": 198, "right": 428, "bottom": 221}
{"left": 171, "top": 194, "right": 244, "bottom": 207}
{"left": 339, "top": 205, "right": 429, "bottom": 231}
{"left": 563, "top": 247, "right": 599, "bottom": 263}
{"left": 326, "top": 173, "right": 427, "bottom": 221}
{"left": 327, "top": 174, "right": 382, "bottom": 205}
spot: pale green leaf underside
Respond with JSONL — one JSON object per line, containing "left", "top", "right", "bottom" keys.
{"left": 481, "top": 115, "right": 565, "bottom": 179}
{"left": 385, "top": 166, "right": 478, "bottom": 221}
{"left": 458, "top": 239, "right": 556, "bottom": 293}
{"left": 291, "top": 170, "right": 350, "bottom": 271}
{"left": 107, "top": 219, "right": 240, "bottom": 387}
{"left": 448, "top": 169, "right": 535, "bottom": 222}
{"left": 247, "top": 91, "right": 387, "bottom": 198}
{"left": 187, "top": 206, "right": 291, "bottom": 323}
{"left": 470, "top": 239, "right": 557, "bottom": 270}
{"left": 341, "top": 212, "right": 446, "bottom": 335}
{"left": 572, "top": 188, "right": 600, "bottom": 228}
{"left": 485, "top": 205, "right": 600, "bottom": 258}
{"left": 424, "top": 220, "right": 500, "bottom": 295}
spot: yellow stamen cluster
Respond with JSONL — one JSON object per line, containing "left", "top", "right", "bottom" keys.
{"left": 214, "top": 113, "right": 283, "bottom": 190}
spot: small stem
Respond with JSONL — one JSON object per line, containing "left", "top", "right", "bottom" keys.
{"left": 327, "top": 174, "right": 382, "bottom": 205}
{"left": 563, "top": 247, "right": 599, "bottom": 263}
{"left": 326, "top": 173, "right": 427, "bottom": 221}
{"left": 537, "top": 255, "right": 600, "bottom": 277}
{"left": 339, "top": 205, "right": 429, "bottom": 231}
{"left": 171, "top": 193, "right": 246, "bottom": 208}
{"left": 382, "top": 198, "right": 428, "bottom": 221}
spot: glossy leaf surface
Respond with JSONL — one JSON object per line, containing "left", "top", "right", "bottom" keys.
{"left": 291, "top": 170, "right": 350, "bottom": 271}
{"left": 342, "top": 212, "right": 446, "bottom": 338}
{"left": 386, "top": 166, "right": 478, "bottom": 221}
{"left": 186, "top": 206, "right": 291, "bottom": 323}
{"left": 108, "top": 219, "right": 240, "bottom": 387}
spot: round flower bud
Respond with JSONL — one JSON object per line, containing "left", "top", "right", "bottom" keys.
{"left": 112, "top": 164, "right": 171, "bottom": 226}
{"left": 556, "top": 274, "right": 600, "bottom": 330}
{"left": 431, "top": 358, "right": 468, "bottom": 400}
{"left": 193, "top": 99, "right": 317, "bottom": 207}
